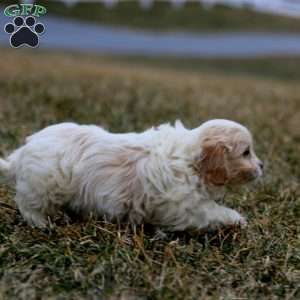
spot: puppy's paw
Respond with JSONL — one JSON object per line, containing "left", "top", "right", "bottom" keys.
{"left": 150, "top": 229, "right": 168, "bottom": 241}
{"left": 237, "top": 215, "right": 248, "bottom": 228}
{"left": 227, "top": 210, "right": 247, "bottom": 228}
{"left": 21, "top": 210, "right": 48, "bottom": 229}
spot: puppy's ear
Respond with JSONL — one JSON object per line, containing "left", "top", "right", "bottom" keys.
{"left": 195, "top": 142, "right": 229, "bottom": 186}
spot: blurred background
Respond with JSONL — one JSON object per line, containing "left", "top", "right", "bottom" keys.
{"left": 1, "top": 0, "right": 300, "bottom": 79}
{"left": 1, "top": 0, "right": 300, "bottom": 59}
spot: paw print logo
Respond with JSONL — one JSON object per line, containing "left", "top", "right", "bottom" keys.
{"left": 4, "top": 16, "right": 45, "bottom": 48}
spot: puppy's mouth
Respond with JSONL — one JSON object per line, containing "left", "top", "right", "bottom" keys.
{"left": 256, "top": 167, "right": 264, "bottom": 178}
{"left": 229, "top": 170, "right": 261, "bottom": 185}
{"left": 246, "top": 168, "right": 264, "bottom": 183}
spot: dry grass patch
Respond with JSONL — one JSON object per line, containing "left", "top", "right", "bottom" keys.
{"left": 0, "top": 49, "right": 299, "bottom": 299}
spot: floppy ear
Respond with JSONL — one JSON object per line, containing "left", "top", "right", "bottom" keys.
{"left": 195, "top": 142, "right": 229, "bottom": 186}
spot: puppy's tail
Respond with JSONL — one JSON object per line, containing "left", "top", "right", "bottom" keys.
{"left": 0, "top": 158, "right": 13, "bottom": 182}
{"left": 0, "top": 158, "right": 10, "bottom": 173}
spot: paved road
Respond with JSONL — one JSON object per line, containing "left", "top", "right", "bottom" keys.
{"left": 1, "top": 13, "right": 300, "bottom": 57}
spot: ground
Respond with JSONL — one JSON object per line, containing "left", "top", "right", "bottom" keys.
{"left": 0, "top": 49, "right": 299, "bottom": 300}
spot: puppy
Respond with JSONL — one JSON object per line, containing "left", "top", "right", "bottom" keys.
{"left": 0, "top": 119, "right": 263, "bottom": 230}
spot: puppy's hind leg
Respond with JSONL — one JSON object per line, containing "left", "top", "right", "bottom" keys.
{"left": 15, "top": 184, "right": 49, "bottom": 228}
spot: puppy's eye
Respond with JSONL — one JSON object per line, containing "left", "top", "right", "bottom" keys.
{"left": 243, "top": 148, "right": 250, "bottom": 157}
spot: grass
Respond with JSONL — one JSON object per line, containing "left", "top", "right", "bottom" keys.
{"left": 0, "top": 48, "right": 299, "bottom": 299}
{"left": 95, "top": 55, "right": 300, "bottom": 81}
{"left": 3, "top": 0, "right": 300, "bottom": 32}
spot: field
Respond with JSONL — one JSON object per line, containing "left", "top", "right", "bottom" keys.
{"left": 0, "top": 49, "right": 299, "bottom": 299}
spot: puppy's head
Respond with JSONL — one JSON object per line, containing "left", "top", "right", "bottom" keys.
{"left": 194, "top": 119, "right": 263, "bottom": 187}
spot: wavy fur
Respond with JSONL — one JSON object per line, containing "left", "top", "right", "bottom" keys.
{"left": 0, "top": 119, "right": 263, "bottom": 229}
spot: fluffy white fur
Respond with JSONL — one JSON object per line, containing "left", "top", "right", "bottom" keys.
{"left": 0, "top": 119, "right": 263, "bottom": 230}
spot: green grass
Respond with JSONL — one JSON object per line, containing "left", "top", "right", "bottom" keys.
{"left": 3, "top": 0, "right": 300, "bottom": 32}
{"left": 0, "top": 49, "right": 299, "bottom": 299}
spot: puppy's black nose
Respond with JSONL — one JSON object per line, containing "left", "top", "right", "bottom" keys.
{"left": 259, "top": 161, "right": 264, "bottom": 170}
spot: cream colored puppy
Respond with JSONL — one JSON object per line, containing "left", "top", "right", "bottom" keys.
{"left": 0, "top": 119, "right": 263, "bottom": 230}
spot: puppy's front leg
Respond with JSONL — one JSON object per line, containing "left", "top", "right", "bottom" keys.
{"left": 201, "top": 201, "right": 247, "bottom": 230}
